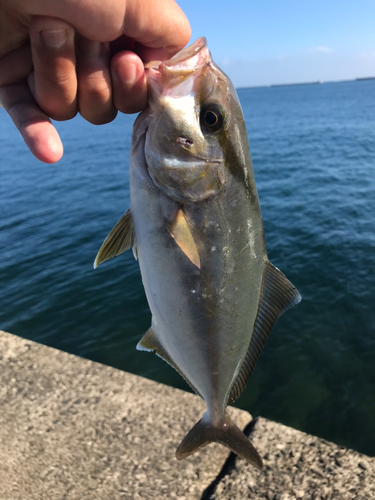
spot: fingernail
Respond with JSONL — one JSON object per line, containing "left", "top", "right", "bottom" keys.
{"left": 115, "top": 61, "right": 137, "bottom": 85}
{"left": 40, "top": 29, "right": 67, "bottom": 49}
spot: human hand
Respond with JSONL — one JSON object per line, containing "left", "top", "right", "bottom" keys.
{"left": 0, "top": 0, "right": 190, "bottom": 163}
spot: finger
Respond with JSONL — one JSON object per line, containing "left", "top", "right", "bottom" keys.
{"left": 29, "top": 16, "right": 77, "bottom": 121}
{"left": 24, "top": 0, "right": 191, "bottom": 54}
{"left": 111, "top": 50, "right": 147, "bottom": 114}
{"left": 123, "top": 0, "right": 191, "bottom": 59}
{"left": 0, "top": 83, "right": 63, "bottom": 163}
{"left": 110, "top": 35, "right": 136, "bottom": 56}
{"left": 76, "top": 37, "right": 117, "bottom": 125}
{"left": 0, "top": 43, "right": 33, "bottom": 87}
{"left": 108, "top": 35, "right": 181, "bottom": 64}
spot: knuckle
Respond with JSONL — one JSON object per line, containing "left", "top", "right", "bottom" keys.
{"left": 44, "top": 69, "right": 76, "bottom": 88}
{"left": 44, "top": 104, "right": 77, "bottom": 121}
{"left": 35, "top": 77, "right": 77, "bottom": 120}
{"left": 116, "top": 100, "right": 145, "bottom": 115}
{"left": 78, "top": 77, "right": 111, "bottom": 104}
{"left": 81, "top": 108, "right": 118, "bottom": 125}
{"left": 113, "top": 88, "right": 146, "bottom": 114}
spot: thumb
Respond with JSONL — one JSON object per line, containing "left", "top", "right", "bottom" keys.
{"left": 20, "top": 0, "right": 190, "bottom": 53}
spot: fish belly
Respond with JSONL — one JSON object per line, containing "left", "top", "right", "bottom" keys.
{"left": 130, "top": 137, "right": 266, "bottom": 420}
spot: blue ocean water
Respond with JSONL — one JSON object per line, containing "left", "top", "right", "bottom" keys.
{"left": 1, "top": 79, "right": 374, "bottom": 455}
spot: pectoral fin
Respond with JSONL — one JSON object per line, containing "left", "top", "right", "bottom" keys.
{"left": 228, "top": 261, "right": 301, "bottom": 404}
{"left": 94, "top": 209, "right": 135, "bottom": 268}
{"left": 167, "top": 208, "right": 200, "bottom": 269}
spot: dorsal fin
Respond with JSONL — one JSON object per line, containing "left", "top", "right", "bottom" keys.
{"left": 137, "top": 327, "right": 201, "bottom": 397}
{"left": 94, "top": 209, "right": 135, "bottom": 268}
{"left": 228, "top": 261, "right": 301, "bottom": 404}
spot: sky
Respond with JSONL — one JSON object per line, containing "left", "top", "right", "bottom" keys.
{"left": 177, "top": 0, "right": 375, "bottom": 87}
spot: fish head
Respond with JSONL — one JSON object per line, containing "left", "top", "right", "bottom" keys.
{"left": 144, "top": 37, "right": 249, "bottom": 203}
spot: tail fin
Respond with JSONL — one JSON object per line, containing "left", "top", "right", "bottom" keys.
{"left": 175, "top": 412, "right": 263, "bottom": 469}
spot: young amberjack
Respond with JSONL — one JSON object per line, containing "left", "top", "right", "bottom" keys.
{"left": 95, "top": 38, "right": 301, "bottom": 469}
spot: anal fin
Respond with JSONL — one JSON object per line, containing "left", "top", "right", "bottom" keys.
{"left": 228, "top": 261, "right": 301, "bottom": 404}
{"left": 137, "top": 327, "right": 201, "bottom": 397}
{"left": 94, "top": 209, "right": 135, "bottom": 268}
{"left": 136, "top": 327, "right": 174, "bottom": 364}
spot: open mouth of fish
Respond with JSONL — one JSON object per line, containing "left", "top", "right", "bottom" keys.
{"left": 145, "top": 37, "right": 211, "bottom": 92}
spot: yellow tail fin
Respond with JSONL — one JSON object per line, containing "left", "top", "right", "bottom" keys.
{"left": 175, "top": 412, "right": 263, "bottom": 469}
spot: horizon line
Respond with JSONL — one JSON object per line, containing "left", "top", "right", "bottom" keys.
{"left": 236, "top": 76, "right": 375, "bottom": 90}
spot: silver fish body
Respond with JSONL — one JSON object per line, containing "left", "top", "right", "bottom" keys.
{"left": 95, "top": 38, "right": 301, "bottom": 468}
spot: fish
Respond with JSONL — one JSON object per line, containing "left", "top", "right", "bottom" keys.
{"left": 94, "top": 37, "right": 301, "bottom": 469}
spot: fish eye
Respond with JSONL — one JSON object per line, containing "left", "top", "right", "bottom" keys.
{"left": 200, "top": 104, "right": 224, "bottom": 133}
{"left": 205, "top": 111, "right": 219, "bottom": 126}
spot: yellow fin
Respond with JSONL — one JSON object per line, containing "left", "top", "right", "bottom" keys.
{"left": 167, "top": 208, "right": 200, "bottom": 269}
{"left": 137, "top": 327, "right": 170, "bottom": 355}
{"left": 137, "top": 327, "right": 201, "bottom": 397}
{"left": 176, "top": 412, "right": 263, "bottom": 469}
{"left": 94, "top": 209, "right": 135, "bottom": 268}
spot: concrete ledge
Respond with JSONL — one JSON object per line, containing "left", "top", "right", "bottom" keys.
{"left": 0, "top": 331, "right": 250, "bottom": 499}
{"left": 1, "top": 330, "right": 374, "bottom": 500}
{"left": 206, "top": 418, "right": 375, "bottom": 499}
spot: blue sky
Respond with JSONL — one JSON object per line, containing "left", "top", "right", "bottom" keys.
{"left": 177, "top": 0, "right": 375, "bottom": 87}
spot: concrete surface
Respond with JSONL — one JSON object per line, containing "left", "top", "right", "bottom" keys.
{"left": 206, "top": 418, "right": 375, "bottom": 500}
{"left": 1, "top": 330, "right": 374, "bottom": 500}
{"left": 0, "top": 330, "right": 250, "bottom": 500}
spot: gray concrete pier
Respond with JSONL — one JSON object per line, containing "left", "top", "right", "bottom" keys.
{"left": 0, "top": 330, "right": 374, "bottom": 500}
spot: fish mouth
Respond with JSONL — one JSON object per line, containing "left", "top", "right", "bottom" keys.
{"left": 149, "top": 157, "right": 222, "bottom": 182}
{"left": 182, "top": 155, "right": 222, "bottom": 164}
{"left": 145, "top": 37, "right": 211, "bottom": 92}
